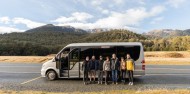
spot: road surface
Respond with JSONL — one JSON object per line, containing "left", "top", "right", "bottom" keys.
{"left": 0, "top": 63, "right": 190, "bottom": 92}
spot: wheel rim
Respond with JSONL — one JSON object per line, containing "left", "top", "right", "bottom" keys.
{"left": 48, "top": 72, "right": 55, "bottom": 80}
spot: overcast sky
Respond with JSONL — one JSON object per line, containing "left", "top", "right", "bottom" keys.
{"left": 0, "top": 0, "right": 190, "bottom": 33}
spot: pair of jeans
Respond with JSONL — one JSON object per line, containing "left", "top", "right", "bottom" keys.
{"left": 112, "top": 70, "right": 118, "bottom": 82}
{"left": 121, "top": 70, "right": 126, "bottom": 82}
{"left": 83, "top": 70, "right": 88, "bottom": 82}
{"left": 98, "top": 70, "right": 103, "bottom": 82}
{"left": 127, "top": 70, "right": 133, "bottom": 82}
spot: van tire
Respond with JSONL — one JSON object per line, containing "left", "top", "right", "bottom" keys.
{"left": 46, "top": 70, "right": 57, "bottom": 81}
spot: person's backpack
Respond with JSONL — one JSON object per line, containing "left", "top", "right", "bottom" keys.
{"left": 126, "top": 60, "right": 134, "bottom": 71}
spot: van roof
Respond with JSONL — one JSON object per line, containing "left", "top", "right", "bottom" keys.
{"left": 65, "top": 42, "right": 142, "bottom": 47}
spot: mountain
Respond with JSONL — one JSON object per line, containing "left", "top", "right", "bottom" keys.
{"left": 26, "top": 24, "right": 87, "bottom": 33}
{"left": 0, "top": 27, "right": 147, "bottom": 55}
{"left": 87, "top": 28, "right": 111, "bottom": 33}
{"left": 1, "top": 25, "right": 190, "bottom": 56}
{"left": 144, "top": 29, "right": 190, "bottom": 38}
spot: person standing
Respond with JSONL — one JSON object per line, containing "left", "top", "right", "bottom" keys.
{"left": 82, "top": 56, "right": 90, "bottom": 85}
{"left": 103, "top": 56, "right": 111, "bottom": 85}
{"left": 97, "top": 55, "right": 104, "bottom": 84}
{"left": 126, "top": 54, "right": 135, "bottom": 85}
{"left": 120, "top": 57, "right": 126, "bottom": 84}
{"left": 89, "top": 55, "right": 97, "bottom": 83}
{"left": 110, "top": 54, "right": 120, "bottom": 85}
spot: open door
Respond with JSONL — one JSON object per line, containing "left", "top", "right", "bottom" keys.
{"left": 68, "top": 48, "right": 80, "bottom": 78}
{"left": 55, "top": 48, "right": 70, "bottom": 77}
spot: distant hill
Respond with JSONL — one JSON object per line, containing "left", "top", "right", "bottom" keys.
{"left": 144, "top": 29, "right": 190, "bottom": 38}
{"left": 26, "top": 24, "right": 87, "bottom": 33}
{"left": 83, "top": 29, "right": 146, "bottom": 42}
{"left": 0, "top": 27, "right": 147, "bottom": 55}
{"left": 1, "top": 25, "right": 190, "bottom": 56}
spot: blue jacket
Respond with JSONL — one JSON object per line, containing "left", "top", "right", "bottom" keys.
{"left": 89, "top": 59, "right": 98, "bottom": 70}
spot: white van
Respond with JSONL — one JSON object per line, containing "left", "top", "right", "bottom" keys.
{"left": 41, "top": 42, "right": 145, "bottom": 80}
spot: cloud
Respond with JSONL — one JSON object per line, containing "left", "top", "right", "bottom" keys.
{"left": 52, "top": 12, "right": 94, "bottom": 23}
{"left": 138, "top": 0, "right": 146, "bottom": 5}
{"left": 94, "top": 6, "right": 165, "bottom": 28}
{"left": 0, "top": 16, "right": 10, "bottom": 24}
{"left": 91, "top": 0, "right": 104, "bottom": 6}
{"left": 12, "top": 18, "right": 45, "bottom": 28}
{"left": 150, "top": 17, "right": 164, "bottom": 24}
{"left": 0, "top": 17, "right": 45, "bottom": 33}
{"left": 0, "top": 26, "right": 24, "bottom": 34}
{"left": 113, "top": 0, "right": 124, "bottom": 4}
{"left": 96, "top": 6, "right": 110, "bottom": 14}
{"left": 167, "top": 0, "right": 186, "bottom": 8}
{"left": 55, "top": 6, "right": 165, "bottom": 31}
{"left": 149, "top": 6, "right": 166, "bottom": 16}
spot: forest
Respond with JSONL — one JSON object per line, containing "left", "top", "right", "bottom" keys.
{"left": 0, "top": 29, "right": 190, "bottom": 56}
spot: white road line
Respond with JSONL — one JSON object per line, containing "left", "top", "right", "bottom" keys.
{"left": 20, "top": 76, "right": 42, "bottom": 85}
{"left": 0, "top": 66, "right": 40, "bottom": 67}
{"left": 0, "top": 71, "right": 40, "bottom": 74}
{"left": 147, "top": 68, "right": 190, "bottom": 71}
{"left": 146, "top": 74, "right": 190, "bottom": 76}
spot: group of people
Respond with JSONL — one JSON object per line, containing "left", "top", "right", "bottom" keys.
{"left": 82, "top": 53, "right": 135, "bottom": 85}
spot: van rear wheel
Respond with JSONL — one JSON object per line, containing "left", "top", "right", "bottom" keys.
{"left": 47, "top": 70, "right": 57, "bottom": 81}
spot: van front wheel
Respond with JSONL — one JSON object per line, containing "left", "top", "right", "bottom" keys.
{"left": 46, "top": 70, "right": 57, "bottom": 81}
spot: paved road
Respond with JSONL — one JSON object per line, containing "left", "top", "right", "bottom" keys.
{"left": 0, "top": 63, "right": 190, "bottom": 92}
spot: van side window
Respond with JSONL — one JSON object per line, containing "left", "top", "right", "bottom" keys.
{"left": 70, "top": 49, "right": 79, "bottom": 60}
{"left": 61, "top": 49, "right": 70, "bottom": 58}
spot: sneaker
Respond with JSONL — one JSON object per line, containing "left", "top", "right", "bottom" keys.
{"left": 105, "top": 82, "right": 108, "bottom": 85}
{"left": 98, "top": 81, "right": 100, "bottom": 84}
{"left": 101, "top": 81, "right": 103, "bottom": 84}
{"left": 116, "top": 82, "right": 118, "bottom": 85}
{"left": 128, "top": 82, "right": 131, "bottom": 85}
{"left": 84, "top": 82, "right": 88, "bottom": 85}
{"left": 131, "top": 82, "right": 133, "bottom": 85}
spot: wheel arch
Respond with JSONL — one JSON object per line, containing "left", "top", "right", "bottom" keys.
{"left": 45, "top": 69, "right": 58, "bottom": 77}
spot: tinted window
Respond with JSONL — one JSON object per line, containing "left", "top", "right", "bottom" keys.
{"left": 80, "top": 46, "right": 141, "bottom": 61}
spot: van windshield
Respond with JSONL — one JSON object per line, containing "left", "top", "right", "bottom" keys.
{"left": 80, "top": 46, "right": 141, "bottom": 61}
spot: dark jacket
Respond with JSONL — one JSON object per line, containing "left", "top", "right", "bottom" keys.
{"left": 97, "top": 60, "right": 104, "bottom": 71}
{"left": 110, "top": 58, "right": 120, "bottom": 70}
{"left": 82, "top": 60, "right": 90, "bottom": 71}
{"left": 89, "top": 59, "right": 98, "bottom": 70}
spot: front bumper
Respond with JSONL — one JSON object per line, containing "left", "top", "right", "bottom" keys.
{"left": 41, "top": 68, "right": 46, "bottom": 77}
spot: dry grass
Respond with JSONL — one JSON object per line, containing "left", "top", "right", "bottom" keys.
{"left": 1, "top": 89, "right": 190, "bottom": 94}
{"left": 0, "top": 56, "right": 53, "bottom": 63}
{"left": 145, "top": 57, "right": 190, "bottom": 65}
{"left": 144, "top": 51, "right": 190, "bottom": 58}
{"left": 145, "top": 51, "right": 190, "bottom": 65}
{"left": 0, "top": 51, "right": 190, "bottom": 65}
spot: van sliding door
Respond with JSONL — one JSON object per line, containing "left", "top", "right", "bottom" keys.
{"left": 68, "top": 48, "right": 80, "bottom": 78}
